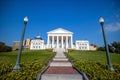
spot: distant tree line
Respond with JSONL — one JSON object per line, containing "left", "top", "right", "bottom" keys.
{"left": 0, "top": 42, "right": 12, "bottom": 52}
{"left": 97, "top": 41, "right": 120, "bottom": 54}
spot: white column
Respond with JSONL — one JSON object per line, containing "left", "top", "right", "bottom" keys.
{"left": 66, "top": 36, "right": 68, "bottom": 48}
{"left": 71, "top": 35, "right": 73, "bottom": 48}
{"left": 52, "top": 36, "right": 54, "bottom": 48}
{"left": 57, "top": 36, "right": 59, "bottom": 48}
{"left": 62, "top": 36, "right": 63, "bottom": 48}
{"left": 53, "top": 36, "right": 55, "bottom": 48}
{"left": 47, "top": 35, "right": 49, "bottom": 48}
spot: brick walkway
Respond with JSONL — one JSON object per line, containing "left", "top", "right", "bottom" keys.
{"left": 40, "top": 49, "right": 83, "bottom": 80}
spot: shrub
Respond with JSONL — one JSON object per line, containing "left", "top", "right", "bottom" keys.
{"left": 45, "top": 49, "right": 53, "bottom": 52}
{"left": 0, "top": 62, "right": 44, "bottom": 80}
{"left": 68, "top": 49, "right": 75, "bottom": 52}
{"left": 67, "top": 50, "right": 120, "bottom": 80}
{"left": 73, "top": 61, "right": 120, "bottom": 80}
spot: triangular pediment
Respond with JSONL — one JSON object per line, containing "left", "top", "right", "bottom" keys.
{"left": 47, "top": 28, "right": 73, "bottom": 34}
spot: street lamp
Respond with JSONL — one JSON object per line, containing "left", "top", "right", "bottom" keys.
{"left": 99, "top": 17, "right": 114, "bottom": 71}
{"left": 13, "top": 17, "right": 28, "bottom": 71}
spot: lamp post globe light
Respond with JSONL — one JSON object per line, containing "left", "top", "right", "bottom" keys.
{"left": 99, "top": 17, "right": 114, "bottom": 71}
{"left": 13, "top": 17, "right": 28, "bottom": 71}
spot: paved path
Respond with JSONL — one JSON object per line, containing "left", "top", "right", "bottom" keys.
{"left": 40, "top": 49, "right": 83, "bottom": 80}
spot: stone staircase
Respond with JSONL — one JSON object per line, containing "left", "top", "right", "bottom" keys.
{"left": 37, "top": 48, "right": 87, "bottom": 80}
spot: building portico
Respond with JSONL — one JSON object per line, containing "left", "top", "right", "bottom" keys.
{"left": 47, "top": 28, "right": 73, "bottom": 49}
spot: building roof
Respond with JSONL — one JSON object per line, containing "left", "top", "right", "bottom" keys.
{"left": 35, "top": 36, "right": 43, "bottom": 40}
{"left": 47, "top": 28, "right": 73, "bottom": 34}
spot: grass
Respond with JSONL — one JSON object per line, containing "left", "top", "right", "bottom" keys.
{"left": 67, "top": 50, "right": 120, "bottom": 64}
{"left": 67, "top": 50, "right": 120, "bottom": 80}
{"left": 0, "top": 50, "right": 54, "bottom": 65}
{"left": 1, "top": 49, "right": 120, "bottom": 80}
{"left": 0, "top": 49, "right": 55, "bottom": 80}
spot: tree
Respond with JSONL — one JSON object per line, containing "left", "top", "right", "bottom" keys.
{"left": 91, "top": 44, "right": 97, "bottom": 47}
{"left": 97, "top": 42, "right": 120, "bottom": 54}
{"left": 0, "top": 42, "right": 12, "bottom": 52}
{"left": 97, "top": 45, "right": 114, "bottom": 53}
{"left": 108, "top": 44, "right": 115, "bottom": 53}
{"left": 111, "top": 42, "right": 120, "bottom": 54}
{"left": 97, "top": 47, "right": 105, "bottom": 51}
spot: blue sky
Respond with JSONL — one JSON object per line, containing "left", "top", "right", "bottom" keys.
{"left": 0, "top": 0, "right": 120, "bottom": 46}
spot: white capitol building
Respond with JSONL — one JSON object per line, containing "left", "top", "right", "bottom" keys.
{"left": 29, "top": 28, "right": 90, "bottom": 50}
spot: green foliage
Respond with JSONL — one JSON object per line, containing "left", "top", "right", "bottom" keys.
{"left": 0, "top": 50, "right": 55, "bottom": 80}
{"left": 97, "top": 47, "right": 105, "bottom": 51}
{"left": 0, "top": 42, "right": 12, "bottom": 52}
{"left": 112, "top": 42, "right": 120, "bottom": 54}
{"left": 67, "top": 50, "right": 120, "bottom": 80}
{"left": 108, "top": 44, "right": 115, "bottom": 53}
{"left": 45, "top": 49, "right": 53, "bottom": 52}
{"left": 67, "top": 49, "right": 75, "bottom": 52}
{"left": 97, "top": 45, "right": 115, "bottom": 53}
{"left": 0, "top": 62, "right": 45, "bottom": 80}
{"left": 98, "top": 41, "right": 120, "bottom": 54}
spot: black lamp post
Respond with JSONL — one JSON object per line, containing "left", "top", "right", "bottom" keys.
{"left": 13, "top": 17, "right": 28, "bottom": 71}
{"left": 99, "top": 17, "right": 114, "bottom": 71}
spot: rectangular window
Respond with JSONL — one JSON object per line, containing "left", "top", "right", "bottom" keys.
{"left": 79, "top": 47, "right": 81, "bottom": 49}
{"left": 33, "top": 46, "right": 35, "bottom": 48}
{"left": 82, "top": 47, "right": 84, "bottom": 49}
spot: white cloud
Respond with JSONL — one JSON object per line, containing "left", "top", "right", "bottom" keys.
{"left": 105, "top": 22, "right": 120, "bottom": 32}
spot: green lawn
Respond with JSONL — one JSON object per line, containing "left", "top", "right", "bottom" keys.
{"left": 0, "top": 50, "right": 54, "bottom": 65}
{"left": 0, "top": 49, "right": 55, "bottom": 80}
{"left": 67, "top": 50, "right": 120, "bottom": 64}
{"left": 1, "top": 50, "right": 120, "bottom": 80}
{"left": 67, "top": 50, "right": 120, "bottom": 80}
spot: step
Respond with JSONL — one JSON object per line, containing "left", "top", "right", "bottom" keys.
{"left": 38, "top": 50, "right": 85, "bottom": 80}
{"left": 53, "top": 58, "right": 69, "bottom": 61}
{"left": 44, "top": 67, "right": 79, "bottom": 74}
{"left": 55, "top": 54, "right": 66, "bottom": 57}
{"left": 53, "top": 57, "right": 68, "bottom": 60}
{"left": 41, "top": 74, "right": 83, "bottom": 80}
{"left": 52, "top": 60, "right": 69, "bottom": 62}
{"left": 55, "top": 56, "right": 66, "bottom": 58}
{"left": 50, "top": 62, "right": 72, "bottom": 67}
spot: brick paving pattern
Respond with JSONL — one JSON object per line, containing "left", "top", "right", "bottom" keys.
{"left": 45, "top": 67, "right": 79, "bottom": 74}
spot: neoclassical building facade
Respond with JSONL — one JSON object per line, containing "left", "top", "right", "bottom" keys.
{"left": 47, "top": 28, "right": 73, "bottom": 49}
{"left": 30, "top": 36, "right": 45, "bottom": 50}
{"left": 26, "top": 28, "right": 90, "bottom": 50}
{"left": 75, "top": 40, "right": 89, "bottom": 50}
